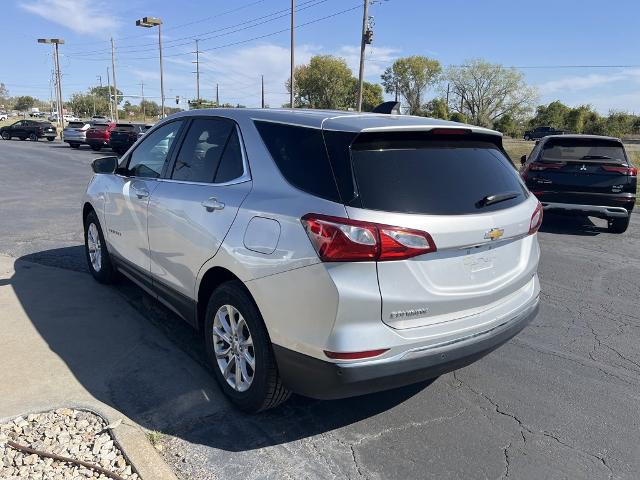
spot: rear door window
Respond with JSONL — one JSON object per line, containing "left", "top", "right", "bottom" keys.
{"left": 540, "top": 138, "right": 627, "bottom": 162}
{"left": 350, "top": 133, "right": 526, "bottom": 215}
{"left": 171, "top": 117, "right": 237, "bottom": 183}
{"left": 254, "top": 121, "right": 339, "bottom": 202}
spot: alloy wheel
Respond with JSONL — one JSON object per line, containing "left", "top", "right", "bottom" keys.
{"left": 212, "top": 304, "right": 255, "bottom": 392}
{"left": 87, "top": 223, "right": 102, "bottom": 272}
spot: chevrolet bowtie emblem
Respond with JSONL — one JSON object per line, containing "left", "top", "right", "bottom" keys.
{"left": 484, "top": 228, "right": 504, "bottom": 241}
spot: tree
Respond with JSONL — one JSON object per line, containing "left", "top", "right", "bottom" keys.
{"left": 446, "top": 59, "right": 537, "bottom": 127}
{"left": 605, "top": 111, "right": 635, "bottom": 138}
{"left": 528, "top": 101, "right": 571, "bottom": 130}
{"left": 14, "top": 96, "right": 37, "bottom": 111}
{"left": 288, "top": 55, "right": 354, "bottom": 109}
{"left": 90, "top": 86, "right": 123, "bottom": 105}
{"left": 347, "top": 80, "right": 384, "bottom": 111}
{"left": 381, "top": 56, "right": 441, "bottom": 115}
{"left": 0, "top": 83, "right": 8, "bottom": 106}
{"left": 139, "top": 100, "right": 160, "bottom": 117}
{"left": 422, "top": 97, "right": 449, "bottom": 119}
{"left": 493, "top": 113, "right": 524, "bottom": 138}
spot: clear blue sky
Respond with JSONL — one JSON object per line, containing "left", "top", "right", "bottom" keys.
{"left": 3, "top": 0, "right": 640, "bottom": 112}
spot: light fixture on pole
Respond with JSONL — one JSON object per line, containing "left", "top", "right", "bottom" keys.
{"left": 135, "top": 16, "right": 165, "bottom": 117}
{"left": 38, "top": 38, "right": 65, "bottom": 131}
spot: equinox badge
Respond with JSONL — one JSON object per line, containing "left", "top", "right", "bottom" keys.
{"left": 484, "top": 228, "right": 504, "bottom": 241}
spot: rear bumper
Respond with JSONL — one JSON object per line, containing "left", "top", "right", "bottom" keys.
{"left": 274, "top": 298, "right": 539, "bottom": 400}
{"left": 542, "top": 202, "right": 631, "bottom": 218}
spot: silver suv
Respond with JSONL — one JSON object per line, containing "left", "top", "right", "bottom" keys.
{"left": 83, "top": 109, "right": 541, "bottom": 412}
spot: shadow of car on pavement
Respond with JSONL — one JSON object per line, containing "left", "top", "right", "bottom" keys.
{"left": 8, "top": 245, "right": 431, "bottom": 453}
{"left": 539, "top": 212, "right": 607, "bottom": 236}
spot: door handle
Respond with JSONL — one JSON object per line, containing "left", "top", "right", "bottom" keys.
{"left": 201, "top": 197, "right": 225, "bottom": 212}
{"left": 132, "top": 185, "right": 149, "bottom": 199}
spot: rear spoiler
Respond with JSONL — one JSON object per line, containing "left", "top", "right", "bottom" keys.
{"left": 372, "top": 101, "right": 401, "bottom": 115}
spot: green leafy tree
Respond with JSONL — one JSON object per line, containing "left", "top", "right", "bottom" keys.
{"left": 288, "top": 55, "right": 354, "bottom": 109}
{"left": 493, "top": 113, "right": 524, "bottom": 138}
{"left": 449, "top": 112, "right": 468, "bottom": 123}
{"left": 139, "top": 100, "right": 160, "bottom": 117}
{"left": 446, "top": 59, "right": 537, "bottom": 127}
{"left": 605, "top": 111, "right": 635, "bottom": 138}
{"left": 90, "top": 86, "right": 123, "bottom": 106}
{"left": 347, "top": 79, "right": 384, "bottom": 111}
{"left": 422, "top": 97, "right": 449, "bottom": 119}
{"left": 14, "top": 95, "right": 37, "bottom": 111}
{"left": 528, "top": 101, "right": 571, "bottom": 130}
{"left": 381, "top": 56, "right": 441, "bottom": 115}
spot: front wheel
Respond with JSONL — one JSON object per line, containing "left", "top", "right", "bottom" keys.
{"left": 84, "top": 211, "right": 119, "bottom": 283}
{"left": 204, "top": 282, "right": 291, "bottom": 412}
{"left": 608, "top": 216, "right": 630, "bottom": 234}
{"left": 29, "top": 133, "right": 38, "bottom": 141}
{"left": 47, "top": 137, "right": 54, "bottom": 142}
{"left": 90, "top": 144, "right": 101, "bottom": 151}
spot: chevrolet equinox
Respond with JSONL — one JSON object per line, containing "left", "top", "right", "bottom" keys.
{"left": 82, "top": 109, "right": 541, "bottom": 412}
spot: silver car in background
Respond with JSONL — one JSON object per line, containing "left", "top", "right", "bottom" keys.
{"left": 63, "top": 121, "right": 93, "bottom": 149}
{"left": 82, "top": 109, "right": 541, "bottom": 412}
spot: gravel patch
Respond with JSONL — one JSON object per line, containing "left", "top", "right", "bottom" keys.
{"left": 0, "top": 408, "right": 138, "bottom": 479}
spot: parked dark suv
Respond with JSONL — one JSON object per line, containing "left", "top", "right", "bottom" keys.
{"left": 109, "top": 123, "right": 146, "bottom": 155}
{"left": 0, "top": 120, "right": 57, "bottom": 141}
{"left": 521, "top": 135, "right": 637, "bottom": 233}
{"left": 523, "top": 126, "right": 565, "bottom": 141}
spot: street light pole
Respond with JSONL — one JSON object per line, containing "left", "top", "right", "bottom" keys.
{"left": 136, "top": 16, "right": 165, "bottom": 117}
{"left": 107, "top": 66, "right": 114, "bottom": 120}
{"left": 111, "top": 38, "right": 118, "bottom": 121}
{"left": 38, "top": 38, "right": 65, "bottom": 131}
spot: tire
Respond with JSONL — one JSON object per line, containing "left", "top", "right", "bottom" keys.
{"left": 84, "top": 210, "right": 119, "bottom": 284}
{"left": 70, "top": 143, "right": 80, "bottom": 149}
{"left": 29, "top": 133, "right": 38, "bottom": 141}
{"left": 608, "top": 216, "right": 630, "bottom": 234}
{"left": 1, "top": 132, "right": 10, "bottom": 140}
{"left": 47, "top": 137, "right": 54, "bottom": 142}
{"left": 524, "top": 135, "right": 531, "bottom": 141}
{"left": 19, "top": 136, "right": 26, "bottom": 141}
{"left": 90, "top": 144, "right": 101, "bottom": 151}
{"left": 204, "top": 281, "right": 291, "bottom": 412}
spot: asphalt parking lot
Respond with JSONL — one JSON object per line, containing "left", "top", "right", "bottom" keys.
{"left": 1, "top": 138, "right": 639, "bottom": 480}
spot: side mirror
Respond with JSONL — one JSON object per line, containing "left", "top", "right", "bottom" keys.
{"left": 520, "top": 155, "right": 527, "bottom": 166}
{"left": 91, "top": 156, "right": 118, "bottom": 174}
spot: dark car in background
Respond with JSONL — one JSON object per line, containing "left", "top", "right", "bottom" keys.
{"left": 524, "top": 126, "right": 565, "bottom": 141}
{"left": 0, "top": 120, "right": 57, "bottom": 141}
{"left": 108, "top": 123, "right": 146, "bottom": 155}
{"left": 86, "top": 122, "right": 116, "bottom": 151}
{"left": 521, "top": 135, "right": 637, "bottom": 233}
{"left": 63, "top": 121, "right": 93, "bottom": 148}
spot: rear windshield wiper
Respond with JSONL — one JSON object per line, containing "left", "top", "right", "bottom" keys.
{"left": 476, "top": 191, "right": 519, "bottom": 208}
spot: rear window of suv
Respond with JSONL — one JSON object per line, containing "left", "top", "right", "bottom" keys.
{"left": 349, "top": 132, "right": 526, "bottom": 215}
{"left": 540, "top": 138, "right": 627, "bottom": 163}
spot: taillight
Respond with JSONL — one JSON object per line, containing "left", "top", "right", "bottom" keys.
{"left": 429, "top": 128, "right": 471, "bottom": 135}
{"left": 301, "top": 214, "right": 436, "bottom": 262}
{"left": 528, "top": 161, "right": 565, "bottom": 171}
{"left": 601, "top": 165, "right": 638, "bottom": 176}
{"left": 324, "top": 349, "right": 389, "bottom": 360}
{"left": 529, "top": 202, "right": 543, "bottom": 234}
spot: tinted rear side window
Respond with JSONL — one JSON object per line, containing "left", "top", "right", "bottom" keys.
{"left": 351, "top": 133, "right": 526, "bottom": 215}
{"left": 254, "top": 121, "right": 339, "bottom": 202}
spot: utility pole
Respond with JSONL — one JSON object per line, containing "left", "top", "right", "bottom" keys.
{"left": 107, "top": 66, "right": 114, "bottom": 120}
{"left": 97, "top": 75, "right": 102, "bottom": 88}
{"left": 261, "top": 75, "right": 265, "bottom": 108}
{"left": 193, "top": 39, "right": 201, "bottom": 103}
{"left": 356, "top": 0, "right": 370, "bottom": 112}
{"left": 290, "top": 0, "right": 295, "bottom": 109}
{"left": 38, "top": 39, "right": 65, "bottom": 131}
{"left": 216, "top": 83, "right": 219, "bottom": 106}
{"left": 140, "top": 81, "right": 146, "bottom": 122}
{"left": 111, "top": 38, "right": 118, "bottom": 121}
{"left": 395, "top": 81, "right": 398, "bottom": 102}
{"left": 135, "top": 17, "right": 164, "bottom": 117}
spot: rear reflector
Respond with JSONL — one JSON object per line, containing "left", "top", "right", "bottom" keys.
{"left": 301, "top": 214, "right": 436, "bottom": 262}
{"left": 601, "top": 165, "right": 638, "bottom": 176}
{"left": 324, "top": 349, "right": 389, "bottom": 360}
{"left": 529, "top": 202, "right": 543, "bottom": 234}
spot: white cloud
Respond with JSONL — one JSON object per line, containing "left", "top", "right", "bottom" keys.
{"left": 162, "top": 42, "right": 399, "bottom": 107}
{"left": 20, "top": 0, "right": 118, "bottom": 36}
{"left": 537, "top": 69, "right": 640, "bottom": 95}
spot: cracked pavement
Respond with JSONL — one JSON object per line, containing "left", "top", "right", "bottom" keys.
{"left": 1, "top": 139, "right": 639, "bottom": 479}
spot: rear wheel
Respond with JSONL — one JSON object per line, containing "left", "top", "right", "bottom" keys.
{"left": 608, "top": 216, "right": 630, "bottom": 234}
{"left": 84, "top": 211, "right": 119, "bottom": 283}
{"left": 29, "top": 133, "right": 38, "bottom": 141}
{"left": 19, "top": 136, "right": 26, "bottom": 141}
{"left": 1, "top": 132, "right": 10, "bottom": 140}
{"left": 204, "top": 281, "right": 290, "bottom": 412}
{"left": 70, "top": 143, "right": 80, "bottom": 149}
{"left": 90, "top": 144, "right": 101, "bottom": 151}
{"left": 47, "top": 137, "right": 54, "bottom": 142}
{"left": 524, "top": 135, "right": 531, "bottom": 141}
